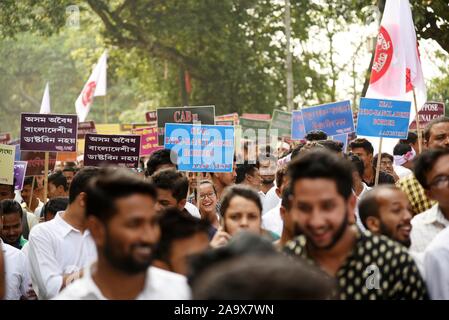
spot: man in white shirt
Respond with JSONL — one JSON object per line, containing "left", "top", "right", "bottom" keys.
{"left": 56, "top": 168, "right": 190, "bottom": 300}
{"left": 411, "top": 148, "right": 449, "bottom": 253}
{"left": 393, "top": 143, "right": 415, "bottom": 180}
{"left": 27, "top": 167, "right": 101, "bottom": 300}
{"left": 423, "top": 226, "right": 449, "bottom": 299}
{"left": 262, "top": 166, "right": 288, "bottom": 237}
{"left": 349, "top": 154, "right": 371, "bottom": 232}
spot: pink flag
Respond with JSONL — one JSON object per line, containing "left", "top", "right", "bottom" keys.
{"left": 75, "top": 51, "right": 107, "bottom": 122}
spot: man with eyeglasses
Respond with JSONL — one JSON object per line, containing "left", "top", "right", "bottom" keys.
{"left": 410, "top": 149, "right": 449, "bottom": 254}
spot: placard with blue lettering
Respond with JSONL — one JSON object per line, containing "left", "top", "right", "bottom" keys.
{"left": 301, "top": 100, "right": 355, "bottom": 136}
{"left": 356, "top": 98, "right": 411, "bottom": 139}
{"left": 164, "top": 123, "right": 235, "bottom": 172}
{"left": 291, "top": 110, "right": 306, "bottom": 140}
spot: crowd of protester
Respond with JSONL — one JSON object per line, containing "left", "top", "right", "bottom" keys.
{"left": 1, "top": 116, "right": 449, "bottom": 300}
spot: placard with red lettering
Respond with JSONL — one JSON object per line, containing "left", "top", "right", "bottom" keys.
{"left": 157, "top": 106, "right": 215, "bottom": 145}
{"left": 84, "top": 134, "right": 141, "bottom": 168}
{"left": 21, "top": 151, "right": 57, "bottom": 176}
{"left": 20, "top": 113, "right": 78, "bottom": 152}
{"left": 132, "top": 127, "right": 163, "bottom": 156}
{"left": 409, "top": 102, "right": 445, "bottom": 130}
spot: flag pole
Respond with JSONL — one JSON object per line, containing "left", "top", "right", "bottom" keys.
{"left": 412, "top": 88, "right": 422, "bottom": 153}
{"left": 28, "top": 176, "right": 35, "bottom": 210}
{"left": 104, "top": 95, "right": 109, "bottom": 123}
{"left": 43, "top": 152, "right": 49, "bottom": 204}
{"left": 375, "top": 138, "right": 383, "bottom": 186}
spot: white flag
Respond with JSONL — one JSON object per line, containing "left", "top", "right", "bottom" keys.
{"left": 364, "top": 0, "right": 427, "bottom": 154}
{"left": 39, "top": 82, "right": 51, "bottom": 114}
{"left": 75, "top": 50, "right": 108, "bottom": 122}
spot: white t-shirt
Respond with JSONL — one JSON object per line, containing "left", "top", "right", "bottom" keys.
{"left": 55, "top": 265, "right": 191, "bottom": 300}
{"left": 394, "top": 165, "right": 413, "bottom": 179}
{"left": 27, "top": 211, "right": 97, "bottom": 300}
{"left": 2, "top": 239, "right": 32, "bottom": 300}
{"left": 262, "top": 186, "right": 281, "bottom": 215}
{"left": 184, "top": 202, "right": 201, "bottom": 219}
{"left": 262, "top": 203, "right": 283, "bottom": 237}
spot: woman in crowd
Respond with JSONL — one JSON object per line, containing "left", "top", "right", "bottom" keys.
{"left": 210, "top": 185, "right": 278, "bottom": 248}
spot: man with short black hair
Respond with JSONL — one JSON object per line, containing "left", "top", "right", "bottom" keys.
{"left": 284, "top": 150, "right": 426, "bottom": 299}
{"left": 0, "top": 200, "right": 28, "bottom": 249}
{"left": 410, "top": 149, "right": 449, "bottom": 253}
{"left": 150, "top": 168, "right": 200, "bottom": 218}
{"left": 305, "top": 130, "right": 327, "bottom": 141}
{"left": 21, "top": 176, "right": 44, "bottom": 217}
{"left": 56, "top": 168, "right": 190, "bottom": 300}
{"left": 145, "top": 149, "right": 177, "bottom": 177}
{"left": 42, "top": 197, "right": 69, "bottom": 222}
{"left": 47, "top": 171, "right": 69, "bottom": 200}
{"left": 153, "top": 208, "right": 210, "bottom": 276}
{"left": 349, "top": 138, "right": 395, "bottom": 187}
{"left": 28, "top": 167, "right": 101, "bottom": 300}
{"left": 236, "top": 162, "right": 261, "bottom": 190}
{"left": 398, "top": 117, "right": 449, "bottom": 216}
{"left": 62, "top": 166, "right": 77, "bottom": 189}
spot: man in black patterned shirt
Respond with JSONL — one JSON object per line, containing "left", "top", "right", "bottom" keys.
{"left": 284, "top": 150, "right": 427, "bottom": 300}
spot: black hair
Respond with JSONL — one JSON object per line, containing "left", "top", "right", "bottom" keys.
{"left": 194, "top": 180, "right": 217, "bottom": 200}
{"left": 288, "top": 150, "right": 353, "bottom": 200}
{"left": 219, "top": 185, "right": 263, "bottom": 217}
{"left": 62, "top": 166, "right": 77, "bottom": 173}
{"left": 393, "top": 143, "right": 412, "bottom": 156}
{"left": 305, "top": 130, "right": 328, "bottom": 141}
{"left": 68, "top": 167, "right": 101, "bottom": 204}
{"left": 153, "top": 207, "right": 210, "bottom": 264}
{"left": 373, "top": 153, "right": 394, "bottom": 165}
{"left": 414, "top": 148, "right": 449, "bottom": 190}
{"left": 235, "top": 162, "right": 258, "bottom": 184}
{"left": 290, "top": 142, "right": 305, "bottom": 160}
{"left": 149, "top": 168, "right": 189, "bottom": 202}
{"left": 348, "top": 154, "right": 364, "bottom": 177}
{"left": 48, "top": 171, "right": 68, "bottom": 192}
{"left": 86, "top": 168, "right": 157, "bottom": 222}
{"left": 400, "top": 131, "right": 418, "bottom": 145}
{"left": 42, "top": 197, "right": 69, "bottom": 220}
{"left": 349, "top": 138, "right": 374, "bottom": 155}
{"left": 0, "top": 199, "right": 23, "bottom": 219}
{"left": 317, "top": 140, "right": 343, "bottom": 153}
{"left": 281, "top": 186, "right": 292, "bottom": 211}
{"left": 424, "top": 116, "right": 449, "bottom": 142}
{"left": 358, "top": 185, "right": 401, "bottom": 228}
{"left": 23, "top": 176, "right": 38, "bottom": 189}
{"left": 145, "top": 149, "right": 177, "bottom": 177}
{"left": 191, "top": 253, "right": 335, "bottom": 299}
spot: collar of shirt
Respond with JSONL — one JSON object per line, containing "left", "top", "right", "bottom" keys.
{"left": 352, "top": 182, "right": 371, "bottom": 200}
{"left": 421, "top": 204, "right": 449, "bottom": 227}
{"left": 53, "top": 211, "right": 90, "bottom": 238}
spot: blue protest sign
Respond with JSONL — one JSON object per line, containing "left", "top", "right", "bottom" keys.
{"left": 356, "top": 98, "right": 411, "bottom": 139}
{"left": 291, "top": 110, "right": 306, "bottom": 140}
{"left": 301, "top": 100, "right": 355, "bottom": 137}
{"left": 164, "top": 123, "right": 235, "bottom": 172}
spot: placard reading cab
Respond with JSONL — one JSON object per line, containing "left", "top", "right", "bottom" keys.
{"left": 77, "top": 121, "right": 97, "bottom": 139}
{"left": 0, "top": 132, "right": 11, "bottom": 145}
{"left": 20, "top": 113, "right": 78, "bottom": 152}
{"left": 84, "top": 134, "right": 141, "bottom": 168}
{"left": 291, "top": 110, "right": 306, "bottom": 140}
{"left": 0, "top": 144, "right": 15, "bottom": 185}
{"left": 357, "top": 98, "right": 411, "bottom": 139}
{"left": 301, "top": 100, "right": 355, "bottom": 136}
{"left": 157, "top": 106, "right": 216, "bottom": 145}
{"left": 20, "top": 151, "right": 57, "bottom": 176}
{"left": 164, "top": 123, "right": 235, "bottom": 173}
{"left": 132, "top": 127, "right": 163, "bottom": 156}
{"left": 14, "top": 161, "right": 27, "bottom": 191}
{"left": 270, "top": 110, "right": 292, "bottom": 137}
{"left": 409, "top": 101, "right": 445, "bottom": 130}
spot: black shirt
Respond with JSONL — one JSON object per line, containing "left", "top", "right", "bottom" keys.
{"left": 284, "top": 229, "right": 428, "bottom": 300}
